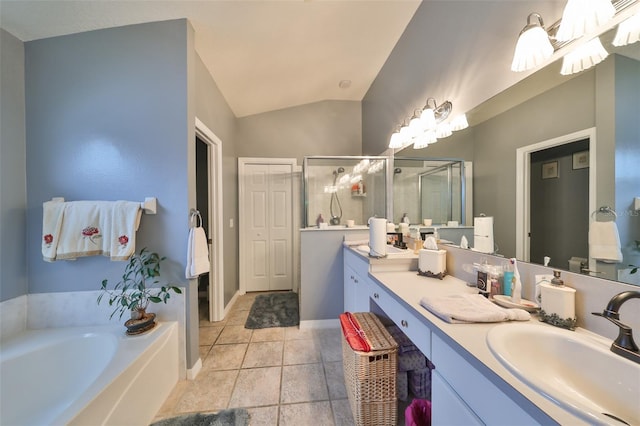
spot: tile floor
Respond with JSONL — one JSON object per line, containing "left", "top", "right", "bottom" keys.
{"left": 153, "top": 292, "right": 356, "bottom": 425}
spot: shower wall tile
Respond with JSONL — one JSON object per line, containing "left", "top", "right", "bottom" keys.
{"left": 0, "top": 295, "right": 27, "bottom": 342}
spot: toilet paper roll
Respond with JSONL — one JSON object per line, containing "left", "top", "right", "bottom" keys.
{"left": 473, "top": 216, "right": 494, "bottom": 254}
{"left": 369, "top": 218, "right": 387, "bottom": 257}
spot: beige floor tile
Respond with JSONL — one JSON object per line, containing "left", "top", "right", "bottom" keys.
{"left": 199, "top": 345, "right": 212, "bottom": 361}
{"left": 319, "top": 329, "right": 343, "bottom": 362}
{"left": 216, "top": 325, "right": 253, "bottom": 344}
{"left": 229, "top": 366, "right": 282, "bottom": 408}
{"left": 243, "top": 341, "right": 284, "bottom": 368}
{"left": 251, "top": 327, "right": 286, "bottom": 342}
{"left": 199, "top": 325, "right": 224, "bottom": 346}
{"left": 284, "top": 326, "right": 317, "bottom": 340}
{"left": 174, "top": 369, "right": 238, "bottom": 413}
{"left": 283, "top": 338, "right": 322, "bottom": 365}
{"left": 281, "top": 363, "right": 329, "bottom": 404}
{"left": 225, "top": 308, "right": 250, "bottom": 326}
{"left": 331, "top": 399, "right": 356, "bottom": 426}
{"left": 154, "top": 379, "right": 190, "bottom": 419}
{"left": 203, "top": 343, "right": 248, "bottom": 371}
{"left": 324, "top": 361, "right": 347, "bottom": 400}
{"left": 232, "top": 294, "right": 258, "bottom": 311}
{"left": 279, "top": 401, "right": 335, "bottom": 426}
{"left": 246, "top": 405, "right": 279, "bottom": 426}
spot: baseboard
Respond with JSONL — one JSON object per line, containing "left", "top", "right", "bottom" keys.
{"left": 299, "top": 319, "right": 339, "bottom": 329}
{"left": 223, "top": 290, "right": 242, "bottom": 318}
{"left": 187, "top": 357, "right": 202, "bottom": 380}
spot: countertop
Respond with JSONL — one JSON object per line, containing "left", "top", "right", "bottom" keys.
{"left": 364, "top": 259, "right": 604, "bottom": 425}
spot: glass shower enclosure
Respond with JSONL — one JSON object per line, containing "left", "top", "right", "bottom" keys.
{"left": 303, "top": 156, "right": 389, "bottom": 228}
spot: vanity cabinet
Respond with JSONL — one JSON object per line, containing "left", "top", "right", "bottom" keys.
{"left": 343, "top": 249, "right": 372, "bottom": 313}
{"left": 369, "top": 279, "right": 432, "bottom": 358}
{"left": 431, "top": 333, "right": 540, "bottom": 425}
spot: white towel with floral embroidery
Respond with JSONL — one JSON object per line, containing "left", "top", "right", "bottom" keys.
{"left": 109, "top": 201, "right": 142, "bottom": 261}
{"left": 42, "top": 199, "right": 66, "bottom": 262}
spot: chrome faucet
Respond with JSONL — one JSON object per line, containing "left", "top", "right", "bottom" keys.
{"left": 592, "top": 291, "right": 640, "bottom": 364}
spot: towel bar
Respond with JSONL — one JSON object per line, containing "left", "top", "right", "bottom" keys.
{"left": 50, "top": 197, "right": 157, "bottom": 215}
{"left": 591, "top": 206, "right": 616, "bottom": 219}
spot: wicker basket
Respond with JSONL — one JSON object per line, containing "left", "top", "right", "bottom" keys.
{"left": 342, "top": 312, "right": 398, "bottom": 426}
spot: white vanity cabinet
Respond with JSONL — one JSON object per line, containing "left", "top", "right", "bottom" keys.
{"left": 343, "top": 248, "right": 372, "bottom": 313}
{"left": 431, "top": 333, "right": 541, "bottom": 425}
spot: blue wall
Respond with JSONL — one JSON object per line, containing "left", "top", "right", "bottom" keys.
{"left": 25, "top": 20, "right": 190, "bottom": 294}
{"left": 0, "top": 29, "right": 28, "bottom": 302}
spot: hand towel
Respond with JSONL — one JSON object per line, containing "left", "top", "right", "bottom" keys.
{"left": 419, "top": 294, "right": 530, "bottom": 323}
{"left": 185, "top": 226, "right": 210, "bottom": 279}
{"left": 589, "top": 221, "right": 622, "bottom": 263}
{"left": 339, "top": 312, "right": 371, "bottom": 352}
{"left": 109, "top": 201, "right": 142, "bottom": 261}
{"left": 42, "top": 200, "right": 66, "bottom": 262}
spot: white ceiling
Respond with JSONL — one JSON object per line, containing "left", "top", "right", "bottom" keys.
{"left": 0, "top": 0, "right": 421, "bottom": 117}
{"left": 1, "top": 1, "right": 637, "bottom": 120}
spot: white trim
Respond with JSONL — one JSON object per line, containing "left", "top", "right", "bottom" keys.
{"left": 516, "top": 127, "right": 596, "bottom": 262}
{"left": 299, "top": 319, "right": 340, "bottom": 329}
{"left": 238, "top": 157, "right": 299, "bottom": 295}
{"left": 195, "top": 118, "right": 225, "bottom": 322}
{"left": 186, "top": 357, "right": 202, "bottom": 380}
{"left": 223, "top": 290, "right": 242, "bottom": 317}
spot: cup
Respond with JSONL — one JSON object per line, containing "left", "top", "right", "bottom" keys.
{"left": 386, "top": 222, "right": 396, "bottom": 232}
{"left": 423, "top": 219, "right": 432, "bottom": 226}
{"left": 346, "top": 219, "right": 355, "bottom": 228}
{"left": 319, "top": 222, "right": 328, "bottom": 229}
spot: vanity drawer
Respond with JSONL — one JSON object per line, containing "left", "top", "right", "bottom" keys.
{"left": 370, "top": 280, "right": 431, "bottom": 358}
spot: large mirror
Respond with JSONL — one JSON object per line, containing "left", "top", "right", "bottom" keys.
{"left": 397, "top": 26, "right": 640, "bottom": 286}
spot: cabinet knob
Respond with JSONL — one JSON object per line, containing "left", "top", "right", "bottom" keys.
{"left": 350, "top": 275, "right": 354, "bottom": 280}
{"left": 373, "top": 293, "right": 379, "bottom": 299}
{"left": 354, "top": 279, "right": 358, "bottom": 283}
{"left": 401, "top": 319, "right": 408, "bottom": 328}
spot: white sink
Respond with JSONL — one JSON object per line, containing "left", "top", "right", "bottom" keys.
{"left": 487, "top": 323, "right": 640, "bottom": 425}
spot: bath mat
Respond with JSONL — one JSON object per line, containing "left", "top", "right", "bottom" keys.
{"left": 151, "top": 408, "right": 249, "bottom": 426}
{"left": 244, "top": 292, "right": 299, "bottom": 329}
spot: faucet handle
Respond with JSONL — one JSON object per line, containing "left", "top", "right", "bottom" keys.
{"left": 592, "top": 311, "right": 630, "bottom": 330}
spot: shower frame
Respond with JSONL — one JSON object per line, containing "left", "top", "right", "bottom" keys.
{"left": 417, "top": 160, "right": 466, "bottom": 225}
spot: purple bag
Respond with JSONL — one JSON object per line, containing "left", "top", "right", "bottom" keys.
{"left": 404, "top": 398, "right": 431, "bottom": 426}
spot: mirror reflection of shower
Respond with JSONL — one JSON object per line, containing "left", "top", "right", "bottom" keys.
{"left": 330, "top": 167, "right": 345, "bottom": 225}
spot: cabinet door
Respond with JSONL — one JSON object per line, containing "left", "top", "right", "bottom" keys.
{"left": 432, "top": 371, "right": 483, "bottom": 426}
{"left": 354, "top": 272, "right": 370, "bottom": 312}
{"left": 344, "top": 264, "right": 357, "bottom": 312}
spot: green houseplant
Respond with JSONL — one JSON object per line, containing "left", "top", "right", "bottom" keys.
{"left": 98, "top": 247, "right": 182, "bottom": 334}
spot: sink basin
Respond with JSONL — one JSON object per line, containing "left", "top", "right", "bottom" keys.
{"left": 355, "top": 245, "right": 412, "bottom": 258}
{"left": 487, "top": 323, "right": 640, "bottom": 425}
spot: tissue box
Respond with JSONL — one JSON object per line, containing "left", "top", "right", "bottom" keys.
{"left": 418, "top": 249, "right": 446, "bottom": 275}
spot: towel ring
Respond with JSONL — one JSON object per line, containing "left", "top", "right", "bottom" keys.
{"left": 591, "top": 206, "right": 617, "bottom": 220}
{"left": 189, "top": 209, "right": 203, "bottom": 228}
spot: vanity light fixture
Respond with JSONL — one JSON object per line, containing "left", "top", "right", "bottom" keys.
{"left": 612, "top": 10, "right": 640, "bottom": 46}
{"left": 511, "top": 13, "right": 554, "bottom": 72}
{"left": 388, "top": 126, "right": 404, "bottom": 149}
{"left": 450, "top": 114, "right": 469, "bottom": 131}
{"left": 435, "top": 122, "right": 453, "bottom": 139}
{"left": 556, "top": 0, "right": 616, "bottom": 42}
{"left": 413, "top": 130, "right": 438, "bottom": 149}
{"left": 560, "top": 36, "right": 609, "bottom": 75}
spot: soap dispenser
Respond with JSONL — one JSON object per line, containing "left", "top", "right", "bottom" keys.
{"left": 539, "top": 270, "right": 577, "bottom": 329}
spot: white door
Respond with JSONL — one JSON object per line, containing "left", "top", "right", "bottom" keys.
{"left": 241, "top": 161, "right": 294, "bottom": 292}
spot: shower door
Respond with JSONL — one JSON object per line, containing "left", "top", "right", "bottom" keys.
{"left": 419, "top": 161, "right": 463, "bottom": 225}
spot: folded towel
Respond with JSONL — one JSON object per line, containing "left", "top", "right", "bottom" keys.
{"left": 185, "top": 226, "right": 210, "bottom": 279}
{"left": 589, "top": 221, "right": 622, "bottom": 263}
{"left": 419, "top": 294, "right": 530, "bottom": 323}
{"left": 339, "top": 312, "right": 371, "bottom": 352}
{"left": 42, "top": 200, "right": 65, "bottom": 262}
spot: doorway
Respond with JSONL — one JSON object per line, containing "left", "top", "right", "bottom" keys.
{"left": 516, "top": 128, "right": 596, "bottom": 268}
{"left": 238, "top": 158, "right": 297, "bottom": 293}
{"left": 195, "top": 118, "right": 224, "bottom": 322}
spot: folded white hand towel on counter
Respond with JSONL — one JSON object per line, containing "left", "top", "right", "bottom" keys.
{"left": 419, "top": 294, "right": 530, "bottom": 324}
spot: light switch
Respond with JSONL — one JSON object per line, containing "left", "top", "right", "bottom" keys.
{"left": 230, "top": 218, "right": 234, "bottom": 228}
{"left": 635, "top": 197, "right": 640, "bottom": 211}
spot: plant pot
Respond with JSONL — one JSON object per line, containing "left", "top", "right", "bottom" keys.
{"left": 124, "top": 312, "right": 156, "bottom": 335}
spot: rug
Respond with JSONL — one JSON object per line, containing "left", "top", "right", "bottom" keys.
{"left": 244, "top": 292, "right": 299, "bottom": 329}
{"left": 151, "top": 408, "right": 249, "bottom": 426}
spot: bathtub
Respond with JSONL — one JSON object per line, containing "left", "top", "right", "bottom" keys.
{"left": 0, "top": 321, "right": 178, "bottom": 425}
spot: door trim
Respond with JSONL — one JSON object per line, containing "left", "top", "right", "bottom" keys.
{"left": 516, "top": 127, "right": 596, "bottom": 263}
{"left": 238, "top": 157, "right": 299, "bottom": 295}
{"left": 195, "top": 117, "right": 224, "bottom": 322}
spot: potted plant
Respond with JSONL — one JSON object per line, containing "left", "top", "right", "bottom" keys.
{"left": 98, "top": 247, "right": 182, "bottom": 335}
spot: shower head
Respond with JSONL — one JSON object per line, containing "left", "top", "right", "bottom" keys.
{"left": 394, "top": 167, "right": 402, "bottom": 174}
{"left": 333, "top": 167, "right": 345, "bottom": 175}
